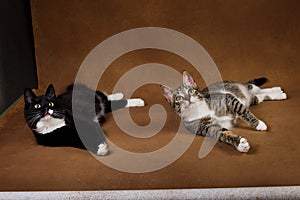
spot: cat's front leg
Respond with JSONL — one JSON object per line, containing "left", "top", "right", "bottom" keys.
{"left": 97, "top": 142, "right": 109, "bottom": 156}
{"left": 75, "top": 120, "right": 109, "bottom": 156}
{"left": 225, "top": 94, "right": 268, "bottom": 131}
{"left": 256, "top": 120, "right": 267, "bottom": 131}
{"left": 235, "top": 138, "right": 251, "bottom": 153}
{"left": 220, "top": 131, "right": 250, "bottom": 153}
{"left": 184, "top": 118, "right": 250, "bottom": 153}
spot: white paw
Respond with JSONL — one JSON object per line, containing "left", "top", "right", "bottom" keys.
{"left": 269, "top": 92, "right": 287, "bottom": 100}
{"left": 126, "top": 98, "right": 145, "bottom": 107}
{"left": 97, "top": 143, "right": 109, "bottom": 156}
{"left": 107, "top": 93, "right": 124, "bottom": 101}
{"left": 236, "top": 138, "right": 250, "bottom": 153}
{"left": 280, "top": 92, "right": 287, "bottom": 100}
{"left": 256, "top": 120, "right": 267, "bottom": 131}
{"left": 271, "top": 87, "right": 283, "bottom": 93}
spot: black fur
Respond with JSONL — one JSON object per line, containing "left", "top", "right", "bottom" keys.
{"left": 24, "top": 84, "right": 127, "bottom": 154}
{"left": 247, "top": 77, "right": 268, "bottom": 86}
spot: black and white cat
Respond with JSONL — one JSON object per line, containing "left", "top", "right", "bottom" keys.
{"left": 24, "top": 84, "right": 144, "bottom": 156}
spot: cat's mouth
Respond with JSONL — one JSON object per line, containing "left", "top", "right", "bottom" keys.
{"left": 42, "top": 115, "right": 52, "bottom": 121}
{"left": 183, "top": 100, "right": 199, "bottom": 109}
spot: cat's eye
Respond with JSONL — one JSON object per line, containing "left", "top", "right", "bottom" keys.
{"left": 176, "top": 96, "right": 183, "bottom": 101}
{"left": 49, "top": 102, "right": 54, "bottom": 107}
{"left": 34, "top": 104, "right": 41, "bottom": 109}
{"left": 188, "top": 89, "right": 195, "bottom": 95}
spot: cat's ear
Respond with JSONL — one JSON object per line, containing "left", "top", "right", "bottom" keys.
{"left": 24, "top": 88, "right": 37, "bottom": 104}
{"left": 183, "top": 71, "right": 197, "bottom": 88}
{"left": 45, "top": 84, "right": 56, "bottom": 99}
{"left": 161, "top": 85, "right": 174, "bottom": 103}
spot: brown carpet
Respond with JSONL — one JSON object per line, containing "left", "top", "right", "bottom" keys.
{"left": 0, "top": 0, "right": 299, "bottom": 191}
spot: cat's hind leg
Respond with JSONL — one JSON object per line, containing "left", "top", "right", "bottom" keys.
{"left": 255, "top": 92, "right": 287, "bottom": 103}
{"left": 107, "top": 93, "right": 124, "bottom": 101}
{"left": 106, "top": 98, "right": 145, "bottom": 113}
{"left": 256, "top": 86, "right": 287, "bottom": 101}
{"left": 249, "top": 85, "right": 287, "bottom": 105}
{"left": 125, "top": 98, "right": 145, "bottom": 107}
{"left": 107, "top": 93, "right": 145, "bottom": 107}
{"left": 111, "top": 98, "right": 145, "bottom": 109}
{"left": 107, "top": 93, "right": 147, "bottom": 105}
{"left": 258, "top": 87, "right": 283, "bottom": 94}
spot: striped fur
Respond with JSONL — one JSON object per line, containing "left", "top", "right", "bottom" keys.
{"left": 161, "top": 71, "right": 287, "bottom": 153}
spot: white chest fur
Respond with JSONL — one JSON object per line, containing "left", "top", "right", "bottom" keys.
{"left": 182, "top": 101, "right": 214, "bottom": 122}
{"left": 35, "top": 115, "right": 66, "bottom": 134}
{"left": 182, "top": 101, "right": 234, "bottom": 130}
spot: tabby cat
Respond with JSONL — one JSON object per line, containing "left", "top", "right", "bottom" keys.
{"left": 24, "top": 84, "right": 144, "bottom": 155}
{"left": 161, "top": 71, "right": 287, "bottom": 152}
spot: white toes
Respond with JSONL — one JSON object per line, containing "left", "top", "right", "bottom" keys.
{"left": 259, "top": 87, "right": 282, "bottom": 94}
{"left": 271, "top": 87, "right": 282, "bottom": 93}
{"left": 107, "top": 93, "right": 124, "bottom": 101}
{"left": 256, "top": 120, "right": 267, "bottom": 131}
{"left": 257, "top": 86, "right": 287, "bottom": 101}
{"left": 97, "top": 143, "right": 109, "bottom": 156}
{"left": 269, "top": 92, "right": 287, "bottom": 100}
{"left": 126, "top": 98, "right": 145, "bottom": 107}
{"left": 280, "top": 93, "right": 287, "bottom": 100}
{"left": 236, "top": 138, "right": 250, "bottom": 153}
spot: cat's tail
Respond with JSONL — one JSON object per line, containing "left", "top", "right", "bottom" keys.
{"left": 247, "top": 77, "right": 268, "bottom": 86}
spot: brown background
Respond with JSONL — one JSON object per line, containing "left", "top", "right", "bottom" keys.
{"left": 0, "top": 0, "right": 299, "bottom": 191}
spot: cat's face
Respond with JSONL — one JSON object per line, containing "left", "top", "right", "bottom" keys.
{"left": 161, "top": 71, "right": 203, "bottom": 116}
{"left": 24, "top": 84, "right": 65, "bottom": 129}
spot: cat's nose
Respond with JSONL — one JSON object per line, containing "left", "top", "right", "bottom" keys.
{"left": 48, "top": 109, "right": 54, "bottom": 115}
{"left": 44, "top": 109, "right": 53, "bottom": 116}
{"left": 183, "top": 101, "right": 190, "bottom": 108}
{"left": 190, "top": 96, "right": 198, "bottom": 103}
